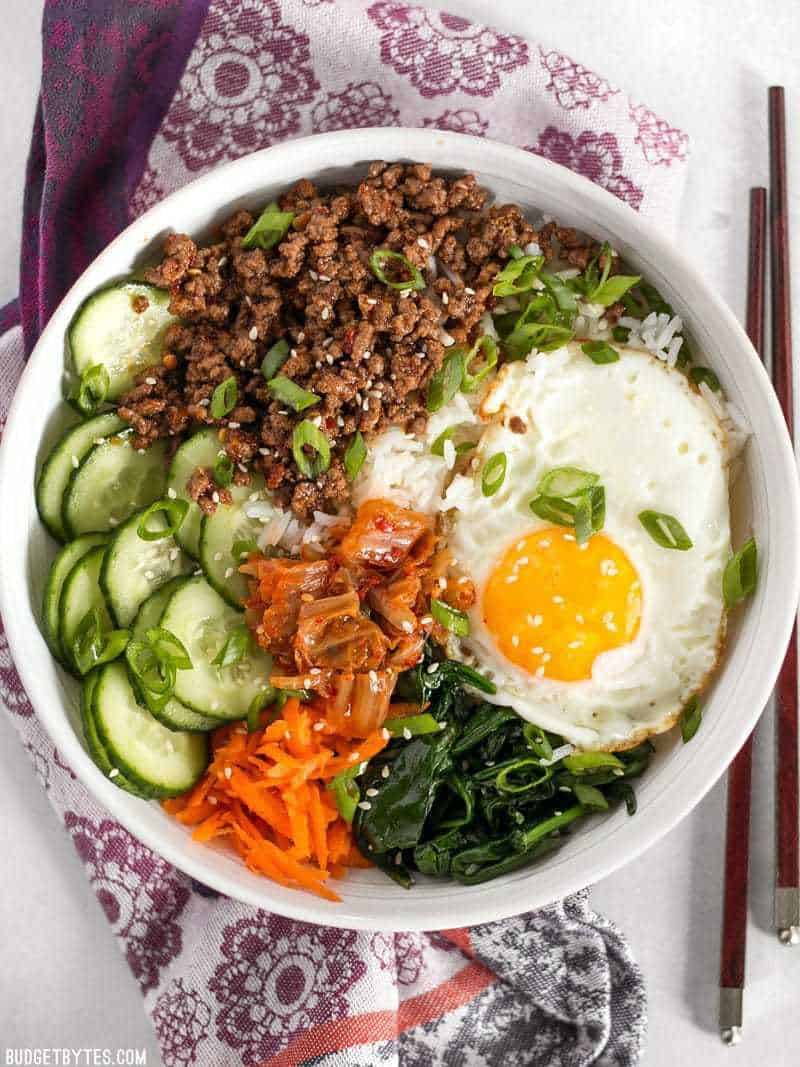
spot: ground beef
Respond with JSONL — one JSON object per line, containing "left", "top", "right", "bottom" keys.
{"left": 119, "top": 162, "right": 591, "bottom": 519}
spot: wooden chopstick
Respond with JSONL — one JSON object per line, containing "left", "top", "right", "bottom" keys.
{"left": 718, "top": 187, "right": 767, "bottom": 1046}
{"left": 769, "top": 85, "right": 800, "bottom": 945}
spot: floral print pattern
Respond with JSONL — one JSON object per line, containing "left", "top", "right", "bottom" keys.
{"left": 209, "top": 913, "right": 366, "bottom": 1063}
{"left": 370, "top": 931, "right": 425, "bottom": 985}
{"left": 423, "top": 107, "right": 488, "bottom": 136}
{"left": 368, "top": 3, "right": 528, "bottom": 98}
{"left": 630, "top": 102, "right": 690, "bottom": 166}
{"left": 312, "top": 82, "right": 399, "bottom": 132}
{"left": 0, "top": 618, "right": 33, "bottom": 717}
{"left": 539, "top": 48, "right": 618, "bottom": 110}
{"left": 153, "top": 979, "right": 212, "bottom": 1067}
{"left": 529, "top": 127, "right": 644, "bottom": 210}
{"left": 161, "top": 0, "right": 318, "bottom": 171}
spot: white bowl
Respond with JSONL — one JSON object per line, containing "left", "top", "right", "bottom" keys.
{"left": 2, "top": 129, "right": 798, "bottom": 931}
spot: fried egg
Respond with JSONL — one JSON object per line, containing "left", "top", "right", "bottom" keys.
{"left": 444, "top": 341, "right": 732, "bottom": 749}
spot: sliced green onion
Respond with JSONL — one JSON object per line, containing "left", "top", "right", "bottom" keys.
{"left": 537, "top": 467, "right": 599, "bottom": 498}
{"left": 492, "top": 254, "right": 544, "bottom": 297}
{"left": 508, "top": 244, "right": 525, "bottom": 260}
{"left": 430, "top": 426, "right": 476, "bottom": 458}
{"left": 369, "top": 249, "right": 425, "bottom": 292}
{"left": 72, "top": 609, "right": 129, "bottom": 675}
{"left": 386, "top": 713, "right": 443, "bottom": 737}
{"left": 589, "top": 274, "right": 641, "bottom": 307}
{"left": 522, "top": 724, "right": 555, "bottom": 762}
{"left": 144, "top": 627, "right": 193, "bottom": 671}
{"left": 211, "top": 377, "right": 238, "bottom": 419}
{"left": 723, "top": 537, "right": 758, "bottom": 608}
{"left": 573, "top": 783, "right": 609, "bottom": 809}
{"left": 292, "top": 420, "right": 331, "bottom": 478}
{"left": 573, "top": 493, "right": 594, "bottom": 545}
{"left": 430, "top": 598, "right": 470, "bottom": 637}
{"left": 587, "top": 485, "right": 605, "bottom": 534}
{"left": 267, "top": 375, "right": 319, "bottom": 412}
{"left": 247, "top": 686, "right": 276, "bottom": 732}
{"left": 530, "top": 495, "right": 577, "bottom": 527}
{"left": 125, "top": 638, "right": 175, "bottom": 695}
{"left": 563, "top": 751, "right": 625, "bottom": 775}
{"left": 426, "top": 348, "right": 466, "bottom": 412}
{"left": 581, "top": 340, "right": 619, "bottom": 365}
{"left": 689, "top": 366, "right": 721, "bottom": 392}
{"left": 612, "top": 325, "right": 630, "bottom": 343}
{"left": 539, "top": 271, "right": 579, "bottom": 313}
{"left": 212, "top": 624, "right": 251, "bottom": 669}
{"left": 481, "top": 452, "right": 507, "bottom": 497}
{"left": 327, "top": 765, "right": 362, "bottom": 822}
{"left": 493, "top": 757, "right": 552, "bottom": 794}
{"left": 344, "top": 431, "right": 367, "bottom": 481}
{"left": 504, "top": 321, "right": 574, "bottom": 359}
{"left": 680, "top": 696, "right": 702, "bottom": 743}
{"left": 213, "top": 451, "right": 234, "bottom": 488}
{"left": 638, "top": 510, "right": 693, "bottom": 551}
{"left": 261, "top": 339, "right": 290, "bottom": 381}
{"left": 136, "top": 498, "right": 189, "bottom": 541}
{"left": 511, "top": 804, "right": 587, "bottom": 852}
{"left": 73, "top": 365, "right": 110, "bottom": 416}
{"left": 241, "top": 202, "right": 295, "bottom": 251}
{"left": 232, "top": 538, "right": 259, "bottom": 561}
{"left": 461, "top": 335, "right": 498, "bottom": 392}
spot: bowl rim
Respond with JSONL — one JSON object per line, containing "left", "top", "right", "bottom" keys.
{"left": 1, "top": 127, "right": 798, "bottom": 930}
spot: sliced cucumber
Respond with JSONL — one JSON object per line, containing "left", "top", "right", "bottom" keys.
{"left": 68, "top": 282, "right": 175, "bottom": 401}
{"left": 62, "top": 433, "right": 167, "bottom": 537}
{"left": 100, "top": 508, "right": 192, "bottom": 627}
{"left": 199, "top": 474, "right": 270, "bottom": 608}
{"left": 35, "top": 412, "right": 124, "bottom": 541}
{"left": 59, "top": 545, "right": 112, "bottom": 674}
{"left": 41, "top": 533, "right": 110, "bottom": 664}
{"left": 166, "top": 428, "right": 222, "bottom": 558}
{"left": 80, "top": 672, "right": 149, "bottom": 798}
{"left": 161, "top": 576, "right": 273, "bottom": 720}
{"left": 129, "top": 578, "right": 221, "bottom": 733}
{"left": 92, "top": 661, "right": 208, "bottom": 797}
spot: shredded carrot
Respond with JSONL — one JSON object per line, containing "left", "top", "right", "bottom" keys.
{"left": 164, "top": 696, "right": 389, "bottom": 900}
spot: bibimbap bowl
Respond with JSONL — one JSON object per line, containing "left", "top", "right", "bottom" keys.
{"left": 1, "top": 128, "right": 798, "bottom": 930}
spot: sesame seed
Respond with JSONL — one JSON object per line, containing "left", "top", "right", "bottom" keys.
{"left": 401, "top": 620, "right": 414, "bottom": 633}
{"left": 326, "top": 354, "right": 335, "bottom": 365}
{"left": 381, "top": 764, "right": 390, "bottom": 778}
{"left": 297, "top": 332, "right": 305, "bottom": 343}
{"left": 536, "top": 667, "right": 545, "bottom": 677}
{"left": 145, "top": 376, "right": 157, "bottom": 385}
{"left": 208, "top": 795, "right": 218, "bottom": 805}
{"left": 285, "top": 730, "right": 292, "bottom": 740}
{"left": 259, "top": 447, "right": 270, "bottom": 456}
{"left": 568, "top": 640, "right": 583, "bottom": 649}
{"left": 516, "top": 556, "right": 529, "bottom": 567}
{"left": 167, "top": 487, "right": 177, "bottom": 499}
{"left": 245, "top": 294, "right": 252, "bottom": 306}
{"left": 211, "top": 700, "right": 220, "bottom": 711}
{"left": 321, "top": 307, "right": 330, "bottom": 320}
{"left": 93, "top": 438, "right": 106, "bottom": 445}
{"left": 212, "top": 491, "right": 220, "bottom": 504}
{"left": 224, "top": 567, "right": 234, "bottom": 579}
{"left": 511, "top": 635, "right": 520, "bottom": 647}
{"left": 564, "top": 533, "right": 575, "bottom": 542}
{"left": 319, "top": 274, "right": 331, "bottom": 282}
{"left": 367, "top": 298, "right": 377, "bottom": 306}
{"left": 426, "top": 663, "right": 439, "bottom": 674}
{"left": 213, "top": 552, "right": 223, "bottom": 561}
{"left": 600, "top": 560, "right": 618, "bottom": 576}
{"left": 224, "top": 766, "right": 232, "bottom": 779}
{"left": 442, "top": 292, "right": 449, "bottom": 305}
{"left": 322, "top": 337, "right": 333, "bottom": 348}
{"left": 420, "top": 615, "right": 433, "bottom": 626}
{"left": 505, "top": 575, "right": 518, "bottom": 584}
{"left": 576, "top": 614, "right": 585, "bottom": 624}
{"left": 71, "top": 455, "right": 80, "bottom": 468}
{"left": 516, "top": 540, "right": 526, "bottom": 551}
{"left": 533, "top": 646, "right": 544, "bottom": 654}
{"left": 552, "top": 595, "right": 564, "bottom": 604}
{"left": 358, "top": 801, "right": 372, "bottom": 811}
{"left": 109, "top": 515, "right": 119, "bottom": 526}
{"left": 465, "top": 287, "right": 476, "bottom": 295}
{"left": 313, "top": 721, "right": 325, "bottom": 731}
{"left": 542, "top": 653, "right": 552, "bottom": 663}
{"left": 366, "top": 787, "right": 379, "bottom": 797}
{"left": 350, "top": 751, "right": 361, "bottom": 761}
{"left": 437, "top": 577, "right": 447, "bottom": 589}
{"left": 169, "top": 548, "right": 179, "bottom": 561}
{"left": 403, "top": 728, "right": 412, "bottom": 740}
{"left": 529, "top": 614, "right": 543, "bottom": 627}
{"left": 199, "top": 398, "right": 210, "bottom": 406}
{"left": 417, "top": 237, "right": 429, "bottom": 248}
{"left": 228, "top": 421, "right": 240, "bottom": 429}
{"left": 309, "top": 270, "right": 319, "bottom": 281}
{"left": 539, "top": 539, "right": 551, "bottom": 548}
{"left": 218, "top": 256, "right": 228, "bottom": 268}
{"left": 109, "top": 768, "right": 119, "bottom": 779}
{"left": 143, "top": 570, "right": 154, "bottom": 581}
{"left": 165, "top": 739, "right": 175, "bottom": 754}
{"left": 368, "top": 669, "right": 378, "bottom": 685}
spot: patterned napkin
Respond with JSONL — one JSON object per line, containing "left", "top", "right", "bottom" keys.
{"left": 1, "top": 0, "right": 691, "bottom": 1062}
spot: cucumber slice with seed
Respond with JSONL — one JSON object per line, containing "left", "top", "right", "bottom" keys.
{"left": 68, "top": 282, "right": 176, "bottom": 401}
{"left": 92, "top": 660, "right": 208, "bottom": 797}
{"left": 100, "top": 508, "right": 192, "bottom": 627}
{"left": 160, "top": 576, "right": 273, "bottom": 720}
{"left": 42, "top": 533, "right": 110, "bottom": 664}
{"left": 58, "top": 545, "right": 112, "bottom": 675}
{"left": 199, "top": 474, "right": 270, "bottom": 608}
{"left": 62, "top": 433, "right": 167, "bottom": 537}
{"left": 129, "top": 579, "right": 222, "bottom": 733}
{"left": 166, "top": 428, "right": 222, "bottom": 558}
{"left": 80, "top": 672, "right": 149, "bottom": 798}
{"left": 35, "top": 412, "right": 124, "bottom": 541}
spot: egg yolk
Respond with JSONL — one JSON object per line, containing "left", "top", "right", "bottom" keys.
{"left": 482, "top": 525, "right": 642, "bottom": 682}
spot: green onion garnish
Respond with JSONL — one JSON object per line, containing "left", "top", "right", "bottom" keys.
{"left": 492, "top": 254, "right": 544, "bottom": 297}
{"left": 261, "top": 339, "right": 290, "bottom": 381}
{"left": 144, "top": 627, "right": 193, "bottom": 671}
{"left": 589, "top": 273, "right": 641, "bottom": 307}
{"left": 481, "top": 452, "right": 507, "bottom": 497}
{"left": 573, "top": 783, "right": 609, "bottom": 810}
{"left": 328, "top": 765, "right": 362, "bottom": 822}
{"left": 508, "top": 244, "right": 525, "bottom": 260}
{"left": 241, "top": 202, "right": 295, "bottom": 251}
{"left": 72, "top": 608, "right": 129, "bottom": 676}
{"left": 344, "top": 431, "right": 367, "bottom": 481}
{"left": 612, "top": 325, "right": 630, "bottom": 343}
{"left": 386, "top": 713, "right": 443, "bottom": 737}
{"left": 430, "top": 426, "right": 476, "bottom": 458}
{"left": 680, "top": 696, "right": 702, "bottom": 743}
{"left": 136, "top": 498, "right": 189, "bottom": 541}
{"left": 212, "top": 624, "right": 251, "bottom": 669}
{"left": 430, "top": 598, "right": 470, "bottom": 637}
{"left": 213, "top": 451, "right": 234, "bottom": 487}
{"left": 539, "top": 271, "right": 578, "bottom": 313}
{"left": 125, "top": 638, "right": 175, "bottom": 695}
{"left": 581, "top": 340, "right": 620, "bottom": 364}
{"left": 73, "top": 365, "right": 110, "bottom": 416}
{"left": 723, "top": 537, "right": 758, "bottom": 608}
{"left": 292, "top": 420, "right": 331, "bottom": 478}
{"left": 638, "top": 510, "right": 693, "bottom": 550}
{"left": 522, "top": 723, "right": 554, "bottom": 762}
{"left": 426, "top": 348, "right": 466, "bottom": 412}
{"left": 267, "top": 375, "right": 320, "bottom": 412}
{"left": 563, "top": 751, "right": 625, "bottom": 774}
{"left": 211, "top": 377, "right": 238, "bottom": 418}
{"left": 232, "top": 538, "right": 259, "bottom": 561}
{"left": 536, "top": 467, "right": 599, "bottom": 498}
{"left": 461, "top": 335, "right": 498, "bottom": 392}
{"left": 689, "top": 366, "right": 721, "bottom": 392}
{"left": 369, "top": 249, "right": 425, "bottom": 292}
{"left": 247, "top": 687, "right": 276, "bottom": 732}
{"left": 530, "top": 495, "right": 578, "bottom": 527}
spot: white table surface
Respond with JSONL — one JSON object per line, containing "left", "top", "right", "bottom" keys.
{"left": 1, "top": 1, "right": 799, "bottom": 1063}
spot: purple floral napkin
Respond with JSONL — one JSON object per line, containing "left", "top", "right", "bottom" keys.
{"left": 1, "top": 0, "right": 691, "bottom": 1062}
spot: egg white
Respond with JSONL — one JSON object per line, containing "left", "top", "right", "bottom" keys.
{"left": 444, "top": 342, "right": 733, "bottom": 749}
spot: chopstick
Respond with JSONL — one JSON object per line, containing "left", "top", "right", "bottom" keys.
{"left": 718, "top": 187, "right": 767, "bottom": 1046}
{"left": 769, "top": 86, "right": 800, "bottom": 946}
